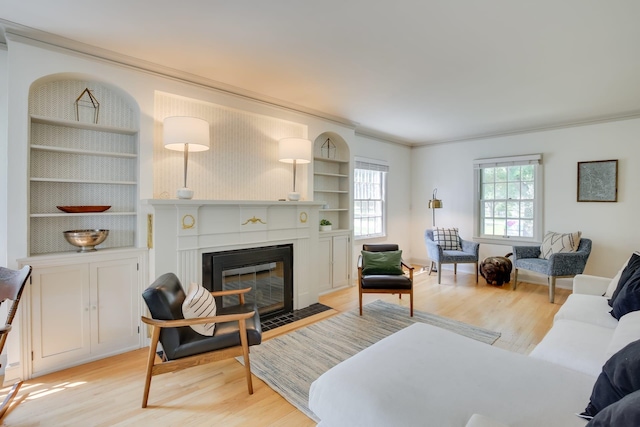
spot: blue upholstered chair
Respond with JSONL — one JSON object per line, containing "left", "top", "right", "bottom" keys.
{"left": 512, "top": 238, "right": 592, "bottom": 303}
{"left": 424, "top": 229, "right": 480, "bottom": 285}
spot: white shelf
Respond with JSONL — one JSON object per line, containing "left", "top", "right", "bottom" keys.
{"left": 31, "top": 178, "right": 137, "bottom": 185}
{"left": 315, "top": 189, "right": 349, "bottom": 194}
{"left": 31, "top": 115, "right": 138, "bottom": 135}
{"left": 320, "top": 208, "right": 349, "bottom": 212}
{"left": 31, "top": 144, "right": 137, "bottom": 158}
{"left": 31, "top": 212, "right": 137, "bottom": 218}
{"left": 314, "top": 172, "right": 349, "bottom": 178}
{"left": 314, "top": 156, "right": 349, "bottom": 164}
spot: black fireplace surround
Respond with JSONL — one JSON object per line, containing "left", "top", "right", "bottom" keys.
{"left": 202, "top": 244, "right": 293, "bottom": 321}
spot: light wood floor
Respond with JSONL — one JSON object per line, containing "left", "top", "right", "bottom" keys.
{"left": 1, "top": 270, "right": 569, "bottom": 426}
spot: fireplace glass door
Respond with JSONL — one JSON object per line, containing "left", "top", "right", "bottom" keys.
{"left": 202, "top": 244, "right": 293, "bottom": 320}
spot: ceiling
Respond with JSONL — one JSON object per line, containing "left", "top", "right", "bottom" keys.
{"left": 1, "top": 1, "right": 640, "bottom": 145}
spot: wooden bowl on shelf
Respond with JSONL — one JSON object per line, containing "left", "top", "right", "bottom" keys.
{"left": 57, "top": 206, "right": 111, "bottom": 213}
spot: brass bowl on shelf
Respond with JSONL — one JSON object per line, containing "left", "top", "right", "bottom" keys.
{"left": 63, "top": 229, "right": 109, "bottom": 252}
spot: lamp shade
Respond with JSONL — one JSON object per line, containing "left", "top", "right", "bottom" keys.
{"left": 278, "top": 138, "right": 312, "bottom": 164}
{"left": 428, "top": 199, "right": 443, "bottom": 209}
{"left": 163, "top": 116, "right": 210, "bottom": 152}
{"left": 428, "top": 188, "right": 443, "bottom": 209}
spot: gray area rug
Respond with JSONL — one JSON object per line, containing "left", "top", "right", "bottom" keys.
{"left": 241, "top": 299, "right": 501, "bottom": 421}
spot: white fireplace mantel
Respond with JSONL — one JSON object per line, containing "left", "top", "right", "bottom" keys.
{"left": 143, "top": 199, "right": 324, "bottom": 309}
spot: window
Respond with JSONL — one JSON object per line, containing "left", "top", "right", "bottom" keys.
{"left": 354, "top": 158, "right": 388, "bottom": 239}
{"left": 473, "top": 154, "right": 542, "bottom": 243}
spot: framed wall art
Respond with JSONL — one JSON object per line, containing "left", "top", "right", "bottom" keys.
{"left": 577, "top": 159, "right": 618, "bottom": 202}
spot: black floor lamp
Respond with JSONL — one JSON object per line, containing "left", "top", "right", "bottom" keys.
{"left": 428, "top": 188, "right": 443, "bottom": 272}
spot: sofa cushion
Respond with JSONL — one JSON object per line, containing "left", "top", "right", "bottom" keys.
{"left": 582, "top": 339, "right": 640, "bottom": 417}
{"left": 433, "top": 227, "right": 462, "bottom": 250}
{"left": 585, "top": 389, "right": 640, "bottom": 427}
{"left": 554, "top": 294, "right": 619, "bottom": 329}
{"left": 605, "top": 310, "right": 640, "bottom": 360}
{"left": 361, "top": 250, "right": 404, "bottom": 275}
{"left": 608, "top": 252, "right": 640, "bottom": 307}
{"left": 539, "top": 231, "right": 581, "bottom": 259}
{"left": 182, "top": 281, "right": 217, "bottom": 336}
{"left": 611, "top": 268, "right": 640, "bottom": 320}
{"left": 529, "top": 319, "right": 612, "bottom": 377}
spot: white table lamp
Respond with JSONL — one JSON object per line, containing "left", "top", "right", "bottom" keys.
{"left": 163, "top": 116, "right": 210, "bottom": 199}
{"left": 278, "top": 137, "right": 312, "bottom": 201}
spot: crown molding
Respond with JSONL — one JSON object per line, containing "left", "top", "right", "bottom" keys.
{"left": 410, "top": 110, "right": 640, "bottom": 148}
{"left": 0, "top": 19, "right": 359, "bottom": 130}
{"left": 354, "top": 127, "right": 415, "bottom": 147}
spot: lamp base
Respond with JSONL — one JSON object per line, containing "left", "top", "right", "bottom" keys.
{"left": 287, "top": 192, "right": 301, "bottom": 201}
{"left": 176, "top": 187, "right": 194, "bottom": 199}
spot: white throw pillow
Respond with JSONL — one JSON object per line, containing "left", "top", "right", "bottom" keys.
{"left": 182, "top": 282, "right": 217, "bottom": 336}
{"left": 539, "top": 231, "right": 582, "bottom": 259}
{"left": 433, "top": 228, "right": 462, "bottom": 250}
{"left": 604, "top": 252, "right": 640, "bottom": 298}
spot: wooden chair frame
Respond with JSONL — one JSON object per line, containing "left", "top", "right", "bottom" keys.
{"left": 0, "top": 265, "right": 32, "bottom": 420}
{"left": 358, "top": 258, "right": 414, "bottom": 317}
{"left": 140, "top": 287, "right": 256, "bottom": 408}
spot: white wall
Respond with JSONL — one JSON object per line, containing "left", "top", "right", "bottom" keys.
{"left": 411, "top": 118, "right": 640, "bottom": 287}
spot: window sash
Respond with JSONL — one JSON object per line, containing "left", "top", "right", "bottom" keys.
{"left": 474, "top": 154, "right": 542, "bottom": 243}
{"left": 354, "top": 158, "right": 387, "bottom": 239}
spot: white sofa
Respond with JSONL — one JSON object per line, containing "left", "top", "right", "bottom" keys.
{"left": 529, "top": 274, "right": 640, "bottom": 378}
{"left": 309, "top": 273, "right": 640, "bottom": 426}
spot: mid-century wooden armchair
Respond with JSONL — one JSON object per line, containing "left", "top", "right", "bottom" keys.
{"left": 0, "top": 265, "right": 32, "bottom": 420}
{"left": 358, "top": 244, "right": 414, "bottom": 316}
{"left": 141, "top": 272, "right": 262, "bottom": 408}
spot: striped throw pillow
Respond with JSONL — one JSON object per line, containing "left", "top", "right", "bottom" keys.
{"left": 182, "top": 282, "right": 217, "bottom": 336}
{"left": 539, "top": 231, "right": 582, "bottom": 259}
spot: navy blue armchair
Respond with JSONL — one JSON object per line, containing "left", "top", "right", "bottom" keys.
{"left": 513, "top": 238, "right": 592, "bottom": 303}
{"left": 424, "top": 229, "right": 479, "bottom": 285}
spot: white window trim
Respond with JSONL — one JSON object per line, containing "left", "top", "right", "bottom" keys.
{"left": 473, "top": 154, "right": 543, "bottom": 246}
{"left": 354, "top": 156, "right": 388, "bottom": 240}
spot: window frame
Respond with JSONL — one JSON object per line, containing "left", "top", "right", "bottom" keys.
{"left": 473, "top": 154, "right": 543, "bottom": 245}
{"left": 353, "top": 157, "right": 388, "bottom": 240}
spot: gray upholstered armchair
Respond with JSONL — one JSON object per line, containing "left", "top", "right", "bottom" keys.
{"left": 424, "top": 229, "right": 480, "bottom": 285}
{"left": 512, "top": 238, "right": 592, "bottom": 303}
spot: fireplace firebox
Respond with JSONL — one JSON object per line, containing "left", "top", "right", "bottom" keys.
{"left": 202, "top": 244, "right": 293, "bottom": 321}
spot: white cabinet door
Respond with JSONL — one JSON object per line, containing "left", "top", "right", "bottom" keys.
{"left": 90, "top": 257, "right": 140, "bottom": 356}
{"left": 332, "top": 234, "right": 350, "bottom": 288}
{"left": 28, "top": 250, "right": 144, "bottom": 377}
{"left": 31, "top": 264, "right": 91, "bottom": 375}
{"left": 317, "top": 237, "right": 333, "bottom": 293}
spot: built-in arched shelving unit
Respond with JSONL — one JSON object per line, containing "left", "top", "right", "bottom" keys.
{"left": 313, "top": 132, "right": 350, "bottom": 232}
{"left": 28, "top": 77, "right": 139, "bottom": 255}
